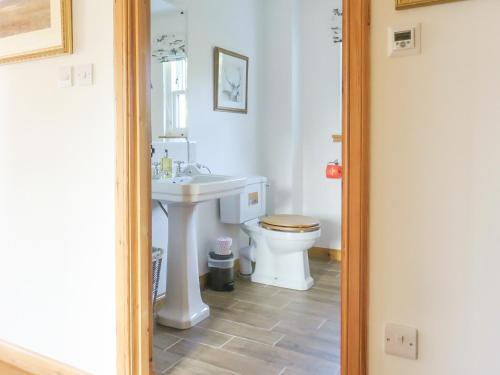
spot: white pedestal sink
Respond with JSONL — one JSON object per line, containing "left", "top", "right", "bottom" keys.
{"left": 152, "top": 174, "right": 246, "bottom": 329}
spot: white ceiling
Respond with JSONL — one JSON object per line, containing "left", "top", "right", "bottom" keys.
{"left": 151, "top": 0, "right": 177, "bottom": 14}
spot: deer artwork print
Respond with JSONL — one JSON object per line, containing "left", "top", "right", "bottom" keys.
{"left": 222, "top": 64, "right": 243, "bottom": 103}
{"left": 214, "top": 47, "right": 248, "bottom": 113}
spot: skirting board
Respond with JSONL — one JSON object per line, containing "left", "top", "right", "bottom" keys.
{"left": 0, "top": 361, "right": 31, "bottom": 375}
{"left": 0, "top": 340, "right": 89, "bottom": 375}
{"left": 309, "top": 247, "right": 342, "bottom": 262}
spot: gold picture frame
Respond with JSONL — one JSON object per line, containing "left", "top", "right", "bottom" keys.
{"left": 213, "top": 47, "right": 249, "bottom": 114}
{"left": 396, "top": 0, "right": 462, "bottom": 9}
{"left": 0, "top": 0, "right": 73, "bottom": 65}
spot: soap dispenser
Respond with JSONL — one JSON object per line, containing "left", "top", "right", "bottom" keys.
{"left": 161, "top": 149, "right": 173, "bottom": 178}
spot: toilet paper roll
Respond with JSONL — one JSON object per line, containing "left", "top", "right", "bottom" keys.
{"left": 215, "top": 237, "right": 233, "bottom": 256}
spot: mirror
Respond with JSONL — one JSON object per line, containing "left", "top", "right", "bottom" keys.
{"left": 151, "top": 1, "right": 188, "bottom": 139}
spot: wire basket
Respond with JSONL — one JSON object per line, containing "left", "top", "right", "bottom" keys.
{"left": 152, "top": 247, "right": 165, "bottom": 306}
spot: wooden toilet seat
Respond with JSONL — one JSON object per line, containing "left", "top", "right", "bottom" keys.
{"left": 260, "top": 215, "right": 321, "bottom": 233}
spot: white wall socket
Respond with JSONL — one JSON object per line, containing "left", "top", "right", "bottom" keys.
{"left": 75, "top": 64, "right": 93, "bottom": 86}
{"left": 385, "top": 323, "right": 418, "bottom": 360}
{"left": 58, "top": 66, "right": 73, "bottom": 88}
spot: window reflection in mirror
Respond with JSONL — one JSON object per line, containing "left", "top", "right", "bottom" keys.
{"left": 162, "top": 58, "right": 187, "bottom": 134}
{"left": 151, "top": 4, "right": 187, "bottom": 139}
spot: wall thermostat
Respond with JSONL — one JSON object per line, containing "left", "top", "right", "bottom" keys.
{"left": 388, "top": 24, "right": 421, "bottom": 57}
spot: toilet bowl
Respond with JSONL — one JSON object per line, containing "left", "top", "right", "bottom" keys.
{"left": 242, "top": 216, "right": 321, "bottom": 290}
{"left": 220, "top": 176, "right": 321, "bottom": 291}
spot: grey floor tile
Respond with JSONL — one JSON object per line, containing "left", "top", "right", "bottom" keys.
{"left": 156, "top": 324, "right": 233, "bottom": 348}
{"left": 167, "top": 340, "right": 284, "bottom": 375}
{"left": 154, "top": 258, "right": 341, "bottom": 375}
{"left": 223, "top": 337, "right": 339, "bottom": 375}
{"left": 165, "top": 357, "right": 238, "bottom": 375}
{"left": 198, "top": 317, "right": 283, "bottom": 345}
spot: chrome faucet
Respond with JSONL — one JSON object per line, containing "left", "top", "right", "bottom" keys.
{"left": 152, "top": 161, "right": 161, "bottom": 180}
{"left": 174, "top": 161, "right": 185, "bottom": 176}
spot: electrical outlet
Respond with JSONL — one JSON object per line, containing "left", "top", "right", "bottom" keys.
{"left": 385, "top": 323, "right": 418, "bottom": 360}
{"left": 75, "top": 64, "right": 93, "bottom": 86}
{"left": 58, "top": 66, "right": 72, "bottom": 88}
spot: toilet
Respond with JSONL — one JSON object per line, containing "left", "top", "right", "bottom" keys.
{"left": 220, "top": 176, "right": 321, "bottom": 290}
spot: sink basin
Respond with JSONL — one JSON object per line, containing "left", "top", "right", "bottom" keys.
{"left": 152, "top": 174, "right": 246, "bottom": 203}
{"left": 153, "top": 173, "right": 246, "bottom": 329}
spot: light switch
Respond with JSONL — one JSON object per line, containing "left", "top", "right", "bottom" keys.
{"left": 58, "top": 66, "right": 72, "bottom": 88}
{"left": 385, "top": 323, "right": 418, "bottom": 360}
{"left": 75, "top": 64, "right": 93, "bottom": 86}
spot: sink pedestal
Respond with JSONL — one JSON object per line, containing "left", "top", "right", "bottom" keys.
{"left": 157, "top": 202, "right": 210, "bottom": 329}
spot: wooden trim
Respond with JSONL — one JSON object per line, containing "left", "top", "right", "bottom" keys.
{"left": 309, "top": 247, "right": 342, "bottom": 262}
{"left": 341, "top": 1, "right": 370, "bottom": 375}
{"left": 115, "top": 0, "right": 370, "bottom": 374}
{"left": 0, "top": 340, "right": 88, "bottom": 375}
{"left": 332, "top": 134, "right": 343, "bottom": 143}
{"left": 0, "top": 361, "right": 31, "bottom": 375}
{"left": 396, "top": 0, "right": 462, "bottom": 10}
{"left": 115, "top": 1, "right": 153, "bottom": 375}
{"left": 309, "top": 247, "right": 330, "bottom": 261}
{"left": 330, "top": 249, "right": 342, "bottom": 262}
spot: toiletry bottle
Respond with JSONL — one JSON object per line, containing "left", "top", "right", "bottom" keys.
{"left": 161, "top": 149, "right": 173, "bottom": 178}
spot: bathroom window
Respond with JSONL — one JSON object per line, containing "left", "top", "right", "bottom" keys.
{"left": 162, "top": 59, "right": 188, "bottom": 134}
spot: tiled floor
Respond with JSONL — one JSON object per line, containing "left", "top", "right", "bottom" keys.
{"left": 153, "top": 258, "right": 341, "bottom": 375}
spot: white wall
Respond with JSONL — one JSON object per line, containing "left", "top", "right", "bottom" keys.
{"left": 260, "top": 0, "right": 301, "bottom": 215}
{"left": 0, "top": 1, "right": 116, "bottom": 374}
{"left": 151, "top": 0, "right": 265, "bottom": 279}
{"left": 151, "top": 0, "right": 343, "bottom": 279}
{"left": 261, "top": 0, "right": 342, "bottom": 249}
{"left": 370, "top": 1, "right": 500, "bottom": 374}
{"left": 300, "top": 0, "right": 342, "bottom": 249}
{"left": 186, "top": 0, "right": 264, "bottom": 177}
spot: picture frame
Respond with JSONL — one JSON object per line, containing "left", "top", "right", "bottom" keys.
{"left": 213, "top": 47, "right": 249, "bottom": 114}
{"left": 396, "top": 0, "right": 462, "bottom": 9}
{"left": 0, "top": 0, "right": 73, "bottom": 65}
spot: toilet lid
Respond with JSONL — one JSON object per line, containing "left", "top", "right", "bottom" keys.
{"left": 260, "top": 215, "right": 320, "bottom": 233}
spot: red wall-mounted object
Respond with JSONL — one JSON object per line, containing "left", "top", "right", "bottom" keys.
{"left": 326, "top": 161, "right": 342, "bottom": 179}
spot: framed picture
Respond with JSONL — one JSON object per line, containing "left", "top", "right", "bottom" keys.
{"left": 396, "top": 0, "right": 462, "bottom": 9}
{"left": 213, "top": 47, "right": 249, "bottom": 114}
{"left": 0, "top": 0, "right": 73, "bottom": 65}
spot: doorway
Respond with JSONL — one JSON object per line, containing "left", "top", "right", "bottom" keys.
{"left": 114, "top": 1, "right": 369, "bottom": 374}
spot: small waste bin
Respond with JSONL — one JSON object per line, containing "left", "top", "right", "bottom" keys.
{"left": 208, "top": 252, "right": 235, "bottom": 292}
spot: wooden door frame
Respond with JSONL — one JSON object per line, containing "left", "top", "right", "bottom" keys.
{"left": 114, "top": 0, "right": 370, "bottom": 374}
{"left": 341, "top": 1, "right": 370, "bottom": 374}
{"left": 115, "top": 1, "right": 153, "bottom": 374}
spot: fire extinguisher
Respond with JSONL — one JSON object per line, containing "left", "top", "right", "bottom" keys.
{"left": 326, "top": 160, "right": 342, "bottom": 179}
